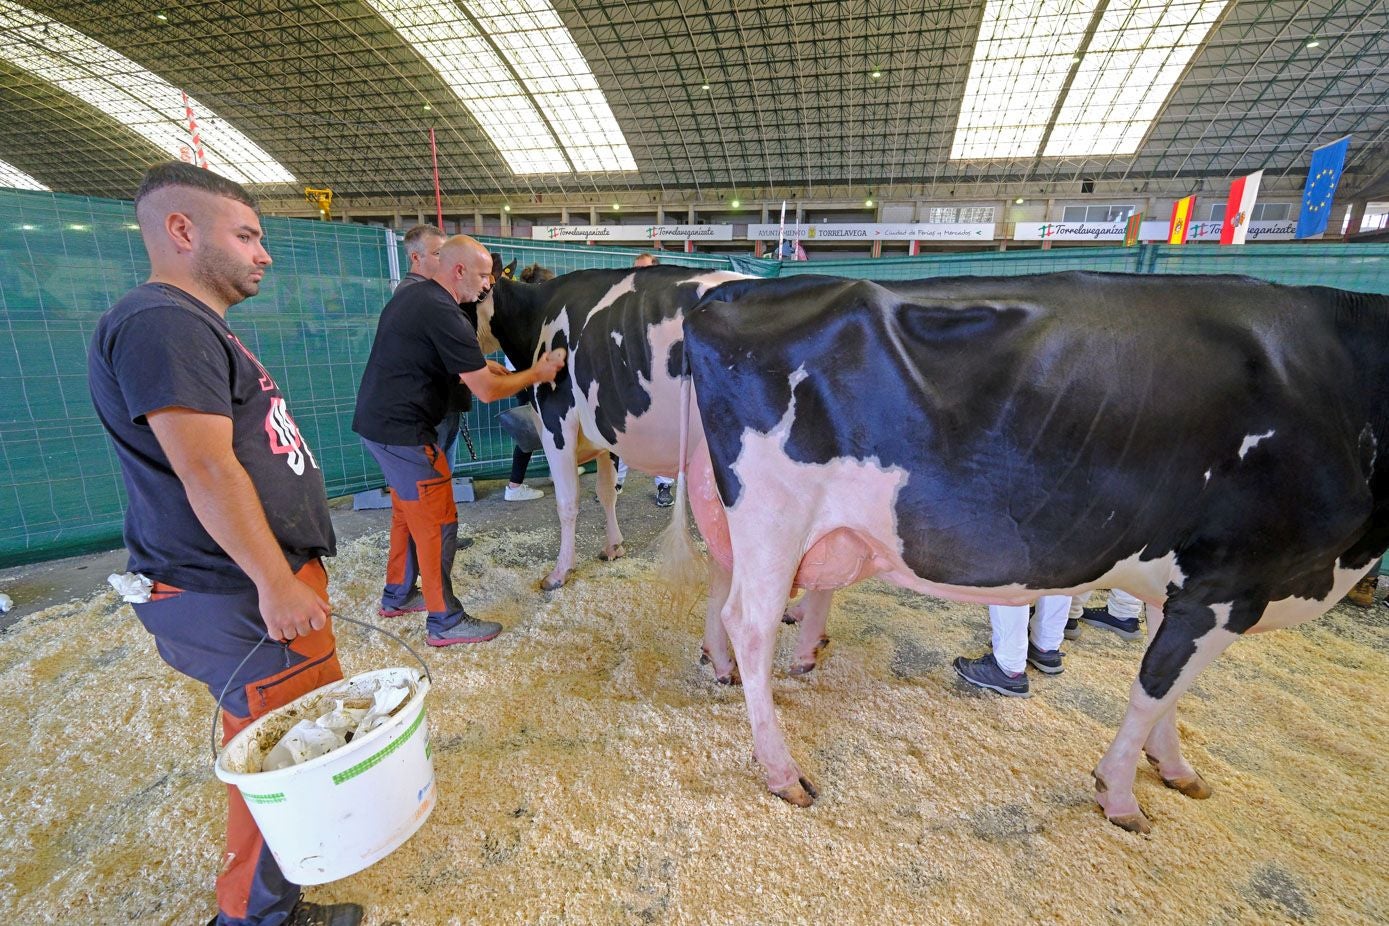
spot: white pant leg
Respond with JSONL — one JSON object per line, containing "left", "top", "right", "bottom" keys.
{"left": 1068, "top": 596, "right": 1085, "bottom": 621}
{"left": 1108, "top": 588, "right": 1143, "bottom": 620}
{"left": 615, "top": 460, "right": 628, "bottom": 481}
{"left": 1030, "top": 595, "right": 1072, "bottom": 652}
{"left": 988, "top": 604, "right": 1029, "bottom": 675}
{"left": 654, "top": 475, "right": 674, "bottom": 488}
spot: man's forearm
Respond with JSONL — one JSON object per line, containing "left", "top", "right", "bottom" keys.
{"left": 177, "top": 452, "right": 298, "bottom": 592}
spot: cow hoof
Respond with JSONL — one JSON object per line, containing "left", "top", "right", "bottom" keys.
{"left": 788, "top": 660, "right": 816, "bottom": 676}
{"left": 598, "top": 544, "right": 626, "bottom": 562}
{"left": 1106, "top": 811, "right": 1152, "bottom": 835}
{"left": 1163, "top": 772, "right": 1213, "bottom": 800}
{"left": 781, "top": 612, "right": 799, "bottom": 625}
{"left": 1093, "top": 769, "right": 1150, "bottom": 834}
{"left": 700, "top": 650, "right": 741, "bottom": 685}
{"left": 772, "top": 776, "right": 819, "bottom": 807}
{"left": 1145, "top": 753, "right": 1213, "bottom": 799}
{"left": 540, "top": 573, "right": 567, "bottom": 591}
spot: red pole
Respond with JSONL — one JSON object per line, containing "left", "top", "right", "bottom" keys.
{"left": 429, "top": 128, "right": 443, "bottom": 228}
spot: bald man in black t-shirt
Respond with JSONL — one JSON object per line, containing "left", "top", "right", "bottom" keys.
{"left": 353, "top": 235, "right": 564, "bottom": 646}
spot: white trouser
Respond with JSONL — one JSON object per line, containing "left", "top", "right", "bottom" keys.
{"left": 654, "top": 475, "right": 673, "bottom": 488}
{"left": 988, "top": 595, "right": 1071, "bottom": 674}
{"left": 1106, "top": 588, "right": 1143, "bottom": 619}
{"left": 1068, "top": 588, "right": 1143, "bottom": 620}
{"left": 615, "top": 459, "right": 628, "bottom": 481}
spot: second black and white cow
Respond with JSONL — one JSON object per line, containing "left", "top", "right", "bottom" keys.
{"left": 677, "top": 270, "right": 1389, "bottom": 833}
{"left": 476, "top": 265, "right": 750, "bottom": 590}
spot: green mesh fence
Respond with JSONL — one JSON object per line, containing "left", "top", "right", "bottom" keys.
{"left": 3, "top": 185, "right": 1388, "bottom": 566}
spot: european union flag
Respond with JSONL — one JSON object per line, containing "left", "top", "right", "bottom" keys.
{"left": 1295, "top": 136, "right": 1350, "bottom": 238}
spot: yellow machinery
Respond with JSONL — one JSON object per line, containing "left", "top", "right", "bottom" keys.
{"left": 304, "top": 187, "right": 333, "bottom": 221}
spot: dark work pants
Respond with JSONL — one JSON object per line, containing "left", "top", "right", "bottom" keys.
{"left": 131, "top": 560, "right": 342, "bottom": 926}
{"left": 362, "top": 438, "right": 466, "bottom": 635}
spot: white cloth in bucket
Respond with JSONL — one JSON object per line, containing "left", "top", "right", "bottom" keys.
{"left": 262, "top": 677, "right": 413, "bottom": 772}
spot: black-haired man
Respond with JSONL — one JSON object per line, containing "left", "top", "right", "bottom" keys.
{"left": 88, "top": 162, "right": 361, "bottom": 926}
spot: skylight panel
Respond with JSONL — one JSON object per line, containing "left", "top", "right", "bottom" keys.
{"left": 0, "top": 159, "right": 48, "bottom": 190}
{"left": 951, "top": 0, "right": 1101, "bottom": 160}
{"left": 1044, "top": 1, "right": 1229, "bottom": 157}
{"left": 365, "top": 0, "right": 636, "bottom": 174}
{"left": 951, "top": 0, "right": 1229, "bottom": 160}
{"left": 0, "top": 2, "right": 294, "bottom": 185}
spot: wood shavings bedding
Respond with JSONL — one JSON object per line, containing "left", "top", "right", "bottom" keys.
{"left": 1, "top": 528, "right": 1385, "bottom": 924}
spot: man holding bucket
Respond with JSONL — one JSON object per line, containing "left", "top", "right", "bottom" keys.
{"left": 87, "top": 162, "right": 362, "bottom": 926}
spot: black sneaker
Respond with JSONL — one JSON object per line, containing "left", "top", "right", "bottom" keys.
{"left": 287, "top": 901, "right": 365, "bottom": 926}
{"left": 1079, "top": 606, "right": 1142, "bottom": 640}
{"left": 952, "top": 653, "right": 1030, "bottom": 697}
{"left": 655, "top": 483, "right": 674, "bottom": 508}
{"left": 1026, "top": 642, "right": 1064, "bottom": 674}
{"left": 1063, "top": 617, "right": 1082, "bottom": 640}
{"left": 428, "top": 614, "right": 503, "bottom": 646}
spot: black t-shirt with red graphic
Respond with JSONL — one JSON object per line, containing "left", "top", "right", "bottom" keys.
{"left": 88, "top": 283, "right": 335, "bottom": 593}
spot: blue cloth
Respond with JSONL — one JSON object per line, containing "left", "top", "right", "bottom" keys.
{"left": 1295, "top": 136, "right": 1350, "bottom": 239}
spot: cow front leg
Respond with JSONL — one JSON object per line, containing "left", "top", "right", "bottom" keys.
{"left": 787, "top": 590, "right": 833, "bottom": 675}
{"left": 1143, "top": 707, "right": 1213, "bottom": 799}
{"left": 724, "top": 572, "right": 817, "bottom": 806}
{"left": 594, "top": 451, "right": 625, "bottom": 562}
{"left": 1094, "top": 598, "right": 1239, "bottom": 833}
{"left": 1135, "top": 604, "right": 1211, "bottom": 799}
{"left": 700, "top": 557, "right": 738, "bottom": 685}
{"left": 539, "top": 418, "right": 581, "bottom": 590}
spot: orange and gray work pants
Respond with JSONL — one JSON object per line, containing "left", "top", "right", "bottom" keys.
{"left": 362, "top": 438, "right": 468, "bottom": 635}
{"left": 131, "top": 558, "right": 342, "bottom": 926}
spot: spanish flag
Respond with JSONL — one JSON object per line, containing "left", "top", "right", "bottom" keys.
{"left": 1168, "top": 195, "right": 1196, "bottom": 244}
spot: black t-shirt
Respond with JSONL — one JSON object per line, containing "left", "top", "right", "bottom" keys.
{"left": 353, "top": 279, "right": 487, "bottom": 445}
{"left": 396, "top": 272, "right": 472, "bottom": 416}
{"left": 87, "top": 283, "right": 336, "bottom": 593}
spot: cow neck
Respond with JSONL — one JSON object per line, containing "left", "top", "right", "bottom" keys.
{"left": 490, "top": 279, "right": 549, "bottom": 367}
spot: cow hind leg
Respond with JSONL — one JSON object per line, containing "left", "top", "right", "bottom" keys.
{"left": 1094, "top": 598, "right": 1239, "bottom": 833}
{"left": 723, "top": 570, "right": 817, "bottom": 806}
{"left": 787, "top": 590, "right": 833, "bottom": 676}
{"left": 594, "top": 452, "right": 625, "bottom": 562}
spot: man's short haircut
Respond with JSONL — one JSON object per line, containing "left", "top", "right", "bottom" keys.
{"left": 134, "top": 161, "right": 258, "bottom": 216}
{"left": 402, "top": 223, "right": 447, "bottom": 257}
{"left": 635, "top": 252, "right": 659, "bottom": 265}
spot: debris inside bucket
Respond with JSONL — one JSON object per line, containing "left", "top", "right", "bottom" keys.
{"left": 261, "top": 676, "right": 413, "bottom": 772}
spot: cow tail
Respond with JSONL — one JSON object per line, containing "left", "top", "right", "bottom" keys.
{"left": 656, "top": 372, "right": 706, "bottom": 619}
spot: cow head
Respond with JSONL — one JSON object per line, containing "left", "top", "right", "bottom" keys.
{"left": 476, "top": 276, "right": 551, "bottom": 368}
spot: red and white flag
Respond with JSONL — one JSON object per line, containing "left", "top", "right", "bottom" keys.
{"left": 909, "top": 239, "right": 920, "bottom": 256}
{"left": 1220, "top": 170, "right": 1263, "bottom": 245}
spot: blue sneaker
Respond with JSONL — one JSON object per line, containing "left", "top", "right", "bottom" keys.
{"left": 428, "top": 613, "right": 502, "bottom": 646}
{"left": 1080, "top": 607, "right": 1142, "bottom": 640}
{"left": 953, "top": 653, "right": 1030, "bottom": 697}
{"left": 1026, "top": 642, "right": 1064, "bottom": 675}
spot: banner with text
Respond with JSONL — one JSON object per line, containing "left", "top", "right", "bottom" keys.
{"left": 530, "top": 225, "right": 733, "bottom": 242}
{"left": 1014, "top": 220, "right": 1298, "bottom": 242}
{"left": 747, "top": 223, "right": 994, "bottom": 242}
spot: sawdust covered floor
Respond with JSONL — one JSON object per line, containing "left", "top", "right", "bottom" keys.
{"left": 2, "top": 479, "right": 1387, "bottom": 925}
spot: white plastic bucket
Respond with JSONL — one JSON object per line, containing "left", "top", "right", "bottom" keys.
{"left": 215, "top": 666, "right": 436, "bottom": 884}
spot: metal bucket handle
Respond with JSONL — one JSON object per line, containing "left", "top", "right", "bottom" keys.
{"left": 210, "top": 612, "right": 433, "bottom": 761}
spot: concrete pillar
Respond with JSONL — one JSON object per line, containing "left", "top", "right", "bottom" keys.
{"left": 1343, "top": 199, "right": 1367, "bottom": 238}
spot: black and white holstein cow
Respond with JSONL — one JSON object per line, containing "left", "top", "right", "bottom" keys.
{"left": 476, "top": 265, "right": 843, "bottom": 675}
{"left": 678, "top": 270, "right": 1389, "bottom": 833}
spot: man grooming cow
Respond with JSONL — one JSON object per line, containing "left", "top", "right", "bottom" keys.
{"left": 353, "top": 235, "right": 564, "bottom": 646}
{"left": 677, "top": 270, "right": 1389, "bottom": 834}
